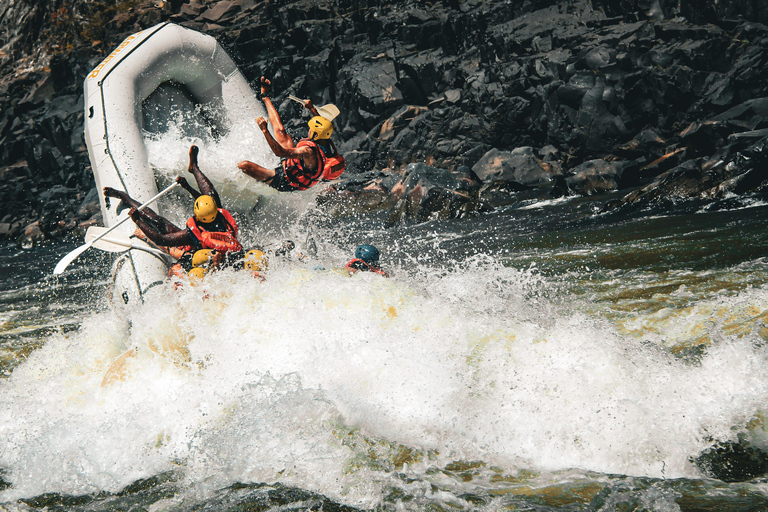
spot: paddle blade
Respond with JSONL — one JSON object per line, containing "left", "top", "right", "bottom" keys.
{"left": 317, "top": 103, "right": 340, "bottom": 121}
{"left": 53, "top": 243, "right": 91, "bottom": 275}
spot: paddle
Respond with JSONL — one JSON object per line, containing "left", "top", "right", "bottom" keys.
{"left": 84, "top": 226, "right": 171, "bottom": 259}
{"left": 53, "top": 182, "right": 179, "bottom": 275}
{"left": 288, "top": 95, "right": 340, "bottom": 121}
{"left": 316, "top": 103, "right": 341, "bottom": 121}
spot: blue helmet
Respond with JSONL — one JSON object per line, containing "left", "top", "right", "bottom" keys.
{"left": 355, "top": 244, "right": 380, "bottom": 265}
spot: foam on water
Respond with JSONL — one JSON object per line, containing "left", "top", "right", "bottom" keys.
{"left": 3, "top": 251, "right": 768, "bottom": 504}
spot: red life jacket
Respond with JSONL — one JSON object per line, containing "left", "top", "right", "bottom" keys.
{"left": 282, "top": 139, "right": 325, "bottom": 190}
{"left": 344, "top": 258, "right": 389, "bottom": 277}
{"left": 185, "top": 208, "right": 242, "bottom": 253}
{"left": 319, "top": 140, "right": 345, "bottom": 181}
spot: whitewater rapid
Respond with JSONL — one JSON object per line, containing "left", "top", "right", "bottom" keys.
{"left": 3, "top": 239, "right": 768, "bottom": 505}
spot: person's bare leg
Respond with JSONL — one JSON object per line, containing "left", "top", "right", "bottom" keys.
{"left": 103, "top": 187, "right": 181, "bottom": 234}
{"left": 188, "top": 145, "right": 222, "bottom": 208}
{"left": 238, "top": 160, "right": 277, "bottom": 183}
{"left": 260, "top": 77, "right": 295, "bottom": 149}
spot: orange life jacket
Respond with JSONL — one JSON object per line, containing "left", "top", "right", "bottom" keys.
{"left": 185, "top": 208, "right": 242, "bottom": 253}
{"left": 282, "top": 139, "right": 325, "bottom": 190}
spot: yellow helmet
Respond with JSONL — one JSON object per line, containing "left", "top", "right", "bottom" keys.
{"left": 192, "top": 249, "right": 216, "bottom": 268}
{"left": 194, "top": 195, "right": 217, "bottom": 223}
{"left": 308, "top": 116, "right": 333, "bottom": 140}
{"left": 188, "top": 266, "right": 207, "bottom": 281}
{"left": 244, "top": 249, "right": 268, "bottom": 272}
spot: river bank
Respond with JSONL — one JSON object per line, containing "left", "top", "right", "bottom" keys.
{"left": 1, "top": 0, "right": 768, "bottom": 246}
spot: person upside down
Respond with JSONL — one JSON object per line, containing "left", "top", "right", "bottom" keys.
{"left": 237, "top": 77, "right": 345, "bottom": 192}
{"left": 103, "top": 145, "right": 243, "bottom": 270}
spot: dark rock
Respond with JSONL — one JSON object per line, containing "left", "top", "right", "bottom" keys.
{"left": 20, "top": 74, "right": 56, "bottom": 106}
{"left": 201, "top": 1, "right": 240, "bottom": 23}
{"left": 76, "top": 186, "right": 100, "bottom": 219}
{"left": 472, "top": 147, "right": 559, "bottom": 189}
{"left": 18, "top": 221, "right": 44, "bottom": 248}
{"left": 1, "top": 0, "right": 768, "bottom": 232}
{"left": 695, "top": 440, "right": 768, "bottom": 482}
{"left": 386, "top": 162, "right": 482, "bottom": 224}
{"left": 704, "top": 137, "right": 768, "bottom": 197}
{"left": 550, "top": 174, "right": 570, "bottom": 198}
{"left": 632, "top": 147, "right": 688, "bottom": 184}
{"left": 711, "top": 97, "right": 768, "bottom": 130}
{"left": 339, "top": 54, "right": 404, "bottom": 120}
{"left": 566, "top": 159, "right": 632, "bottom": 196}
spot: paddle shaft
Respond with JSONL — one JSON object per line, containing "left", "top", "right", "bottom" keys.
{"left": 86, "top": 227, "right": 170, "bottom": 257}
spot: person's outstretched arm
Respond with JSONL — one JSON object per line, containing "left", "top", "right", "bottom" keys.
{"left": 303, "top": 98, "right": 320, "bottom": 117}
{"left": 256, "top": 117, "right": 314, "bottom": 161}
{"left": 176, "top": 176, "right": 200, "bottom": 200}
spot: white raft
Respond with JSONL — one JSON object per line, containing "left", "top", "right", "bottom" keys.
{"left": 84, "top": 22, "right": 261, "bottom": 306}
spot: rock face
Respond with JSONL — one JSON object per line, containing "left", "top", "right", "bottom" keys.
{"left": 1, "top": 0, "right": 768, "bottom": 240}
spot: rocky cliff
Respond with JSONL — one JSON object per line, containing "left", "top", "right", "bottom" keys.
{"left": 1, "top": 0, "right": 768, "bottom": 243}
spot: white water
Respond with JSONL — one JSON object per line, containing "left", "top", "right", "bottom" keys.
{"left": 3, "top": 115, "right": 768, "bottom": 508}
{"left": 3, "top": 241, "right": 768, "bottom": 505}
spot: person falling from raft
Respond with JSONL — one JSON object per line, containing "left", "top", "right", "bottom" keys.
{"left": 345, "top": 244, "right": 389, "bottom": 277}
{"left": 103, "top": 145, "right": 244, "bottom": 271}
{"left": 237, "top": 77, "right": 345, "bottom": 192}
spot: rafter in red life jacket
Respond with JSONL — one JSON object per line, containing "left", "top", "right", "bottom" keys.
{"left": 345, "top": 258, "right": 389, "bottom": 277}
{"left": 184, "top": 208, "right": 242, "bottom": 253}
{"left": 282, "top": 139, "right": 325, "bottom": 190}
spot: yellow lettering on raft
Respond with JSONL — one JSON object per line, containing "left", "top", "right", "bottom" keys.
{"left": 87, "top": 30, "right": 145, "bottom": 80}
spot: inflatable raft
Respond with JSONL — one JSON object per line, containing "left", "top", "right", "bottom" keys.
{"left": 83, "top": 22, "right": 261, "bottom": 307}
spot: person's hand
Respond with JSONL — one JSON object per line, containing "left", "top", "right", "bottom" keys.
{"left": 210, "top": 249, "right": 224, "bottom": 268}
{"left": 303, "top": 99, "right": 314, "bottom": 110}
{"left": 103, "top": 186, "right": 120, "bottom": 198}
{"left": 176, "top": 176, "right": 190, "bottom": 187}
{"left": 255, "top": 117, "right": 268, "bottom": 131}
{"left": 260, "top": 76, "right": 271, "bottom": 97}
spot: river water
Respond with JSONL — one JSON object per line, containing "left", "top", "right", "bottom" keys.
{"left": 3, "top": 132, "right": 768, "bottom": 511}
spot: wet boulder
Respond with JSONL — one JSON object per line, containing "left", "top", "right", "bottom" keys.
{"left": 566, "top": 158, "right": 635, "bottom": 196}
{"left": 710, "top": 97, "right": 768, "bottom": 131}
{"left": 472, "top": 147, "right": 561, "bottom": 192}
{"left": 318, "top": 163, "right": 484, "bottom": 224}
{"left": 695, "top": 440, "right": 768, "bottom": 482}
{"left": 386, "top": 162, "right": 483, "bottom": 225}
{"left": 703, "top": 136, "right": 768, "bottom": 198}
{"left": 315, "top": 170, "right": 398, "bottom": 217}
{"left": 200, "top": 1, "right": 240, "bottom": 24}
